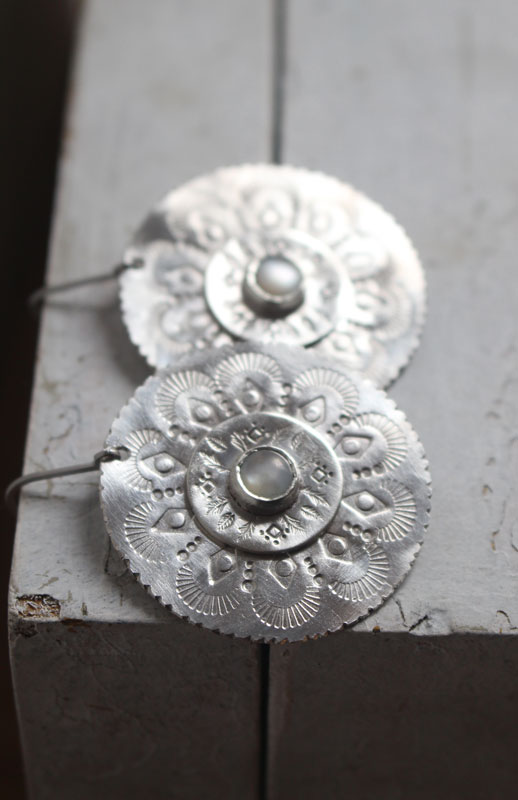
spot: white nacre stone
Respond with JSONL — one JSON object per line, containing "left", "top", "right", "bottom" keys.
{"left": 255, "top": 256, "right": 302, "bottom": 297}
{"left": 239, "top": 448, "right": 294, "bottom": 500}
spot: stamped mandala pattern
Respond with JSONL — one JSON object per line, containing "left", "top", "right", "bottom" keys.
{"left": 100, "top": 343, "right": 431, "bottom": 642}
{"left": 120, "top": 165, "right": 425, "bottom": 386}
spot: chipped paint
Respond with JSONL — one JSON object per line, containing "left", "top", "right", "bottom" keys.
{"left": 15, "top": 594, "right": 61, "bottom": 620}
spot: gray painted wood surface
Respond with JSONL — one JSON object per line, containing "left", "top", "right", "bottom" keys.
{"left": 283, "top": 0, "right": 518, "bottom": 638}
{"left": 9, "top": 0, "right": 518, "bottom": 798}
{"left": 9, "top": 1, "right": 270, "bottom": 797}
{"left": 268, "top": 1, "right": 518, "bottom": 797}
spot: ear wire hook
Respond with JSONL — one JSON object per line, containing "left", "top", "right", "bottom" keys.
{"left": 5, "top": 447, "right": 126, "bottom": 515}
{"left": 28, "top": 257, "right": 144, "bottom": 310}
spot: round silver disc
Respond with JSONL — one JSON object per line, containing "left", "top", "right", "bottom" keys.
{"left": 100, "top": 343, "right": 431, "bottom": 642}
{"left": 120, "top": 164, "right": 425, "bottom": 387}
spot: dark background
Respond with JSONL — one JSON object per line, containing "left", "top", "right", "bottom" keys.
{"left": 1, "top": 2, "right": 82, "bottom": 795}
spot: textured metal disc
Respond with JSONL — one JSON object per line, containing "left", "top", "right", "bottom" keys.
{"left": 100, "top": 343, "right": 431, "bottom": 642}
{"left": 120, "top": 164, "right": 425, "bottom": 387}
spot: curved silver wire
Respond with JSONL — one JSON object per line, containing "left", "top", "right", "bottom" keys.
{"left": 28, "top": 258, "right": 144, "bottom": 309}
{"left": 5, "top": 448, "right": 125, "bottom": 514}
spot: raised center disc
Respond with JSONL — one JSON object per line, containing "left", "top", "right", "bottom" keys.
{"left": 255, "top": 256, "right": 303, "bottom": 297}
{"left": 230, "top": 446, "right": 299, "bottom": 515}
{"left": 187, "top": 410, "right": 344, "bottom": 554}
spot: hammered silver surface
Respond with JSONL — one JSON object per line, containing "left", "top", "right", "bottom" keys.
{"left": 120, "top": 164, "right": 425, "bottom": 387}
{"left": 100, "top": 343, "right": 431, "bottom": 642}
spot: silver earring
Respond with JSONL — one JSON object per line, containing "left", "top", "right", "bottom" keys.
{"left": 32, "top": 164, "right": 425, "bottom": 388}
{"left": 13, "top": 166, "right": 431, "bottom": 642}
{"left": 98, "top": 343, "right": 430, "bottom": 642}
{"left": 120, "top": 165, "right": 425, "bottom": 388}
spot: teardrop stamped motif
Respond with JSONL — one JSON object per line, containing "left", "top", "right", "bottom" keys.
{"left": 176, "top": 564, "right": 241, "bottom": 617}
{"left": 251, "top": 588, "right": 321, "bottom": 630}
